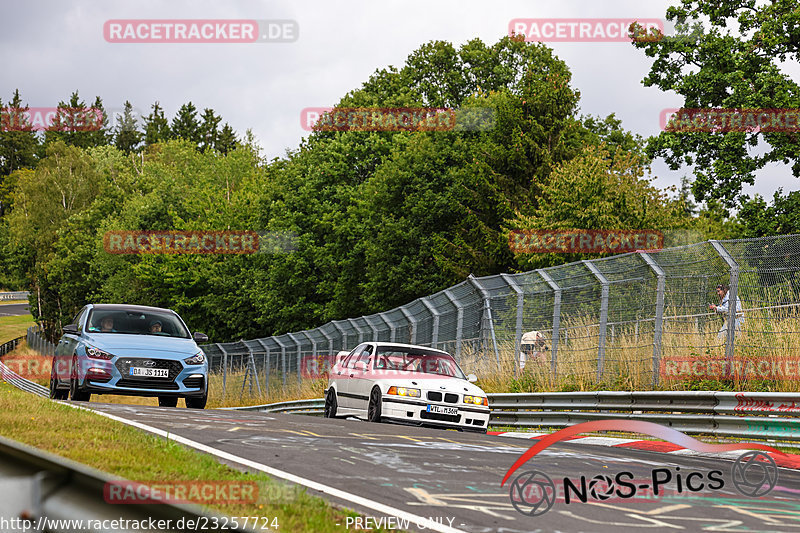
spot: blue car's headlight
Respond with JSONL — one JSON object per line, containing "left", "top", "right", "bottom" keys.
{"left": 86, "top": 345, "right": 113, "bottom": 360}
{"left": 184, "top": 352, "right": 206, "bottom": 365}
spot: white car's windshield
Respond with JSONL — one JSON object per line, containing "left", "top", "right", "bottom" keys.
{"left": 373, "top": 348, "right": 466, "bottom": 379}
{"left": 86, "top": 309, "right": 190, "bottom": 338}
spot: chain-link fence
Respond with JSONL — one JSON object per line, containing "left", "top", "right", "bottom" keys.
{"left": 200, "top": 235, "right": 800, "bottom": 398}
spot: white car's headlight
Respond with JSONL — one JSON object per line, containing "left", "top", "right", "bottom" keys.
{"left": 387, "top": 386, "right": 421, "bottom": 398}
{"left": 184, "top": 352, "right": 206, "bottom": 365}
{"left": 464, "top": 395, "right": 488, "bottom": 406}
{"left": 86, "top": 345, "right": 113, "bottom": 360}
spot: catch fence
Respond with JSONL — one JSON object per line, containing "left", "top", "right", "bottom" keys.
{"left": 199, "top": 235, "right": 800, "bottom": 398}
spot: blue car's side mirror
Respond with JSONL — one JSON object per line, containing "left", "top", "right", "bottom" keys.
{"left": 193, "top": 332, "right": 209, "bottom": 343}
{"left": 63, "top": 324, "right": 79, "bottom": 335}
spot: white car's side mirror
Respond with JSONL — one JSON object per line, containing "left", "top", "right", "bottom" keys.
{"left": 467, "top": 373, "right": 477, "bottom": 383}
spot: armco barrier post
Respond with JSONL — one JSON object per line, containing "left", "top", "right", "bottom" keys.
{"left": 378, "top": 313, "right": 395, "bottom": 343}
{"left": 583, "top": 260, "right": 610, "bottom": 382}
{"left": 331, "top": 320, "right": 348, "bottom": 350}
{"left": 347, "top": 318, "right": 365, "bottom": 344}
{"left": 273, "top": 337, "right": 289, "bottom": 389}
{"left": 444, "top": 289, "right": 464, "bottom": 361}
{"left": 640, "top": 252, "right": 666, "bottom": 387}
{"left": 538, "top": 269, "right": 562, "bottom": 381}
{"left": 500, "top": 274, "right": 524, "bottom": 376}
{"left": 364, "top": 315, "right": 381, "bottom": 342}
{"left": 711, "top": 240, "right": 740, "bottom": 363}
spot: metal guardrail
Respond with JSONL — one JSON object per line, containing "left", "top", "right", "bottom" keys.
{"left": 0, "top": 291, "right": 29, "bottom": 300}
{"left": 230, "top": 391, "right": 800, "bottom": 442}
{"left": 0, "top": 335, "right": 25, "bottom": 357}
{"left": 0, "top": 434, "right": 255, "bottom": 533}
{"left": 0, "top": 357, "right": 49, "bottom": 398}
{"left": 224, "top": 398, "right": 324, "bottom": 415}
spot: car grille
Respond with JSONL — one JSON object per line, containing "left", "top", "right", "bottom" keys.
{"left": 426, "top": 391, "right": 459, "bottom": 404}
{"left": 117, "top": 379, "right": 180, "bottom": 390}
{"left": 420, "top": 411, "right": 460, "bottom": 423}
{"left": 115, "top": 358, "right": 182, "bottom": 390}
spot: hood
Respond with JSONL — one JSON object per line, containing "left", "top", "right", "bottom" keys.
{"left": 373, "top": 372, "right": 486, "bottom": 396}
{"left": 83, "top": 333, "right": 200, "bottom": 357}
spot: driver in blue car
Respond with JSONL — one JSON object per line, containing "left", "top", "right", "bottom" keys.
{"left": 149, "top": 320, "right": 163, "bottom": 334}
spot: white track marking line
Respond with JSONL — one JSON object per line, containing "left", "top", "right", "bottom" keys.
{"left": 65, "top": 403, "right": 467, "bottom": 533}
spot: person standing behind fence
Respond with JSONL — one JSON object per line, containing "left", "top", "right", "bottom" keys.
{"left": 709, "top": 284, "right": 743, "bottom": 340}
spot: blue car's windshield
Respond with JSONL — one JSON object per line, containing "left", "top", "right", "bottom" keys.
{"left": 86, "top": 309, "right": 190, "bottom": 338}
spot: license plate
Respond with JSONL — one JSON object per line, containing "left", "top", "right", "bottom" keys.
{"left": 427, "top": 404, "right": 458, "bottom": 416}
{"left": 129, "top": 367, "right": 169, "bottom": 378}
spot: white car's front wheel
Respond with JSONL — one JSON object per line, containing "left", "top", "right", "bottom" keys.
{"left": 324, "top": 389, "right": 338, "bottom": 418}
{"left": 367, "top": 387, "right": 382, "bottom": 423}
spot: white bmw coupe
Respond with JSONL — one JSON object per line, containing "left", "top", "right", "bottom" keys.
{"left": 324, "top": 342, "right": 490, "bottom": 433}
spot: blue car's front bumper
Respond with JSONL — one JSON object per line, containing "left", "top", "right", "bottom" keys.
{"left": 77, "top": 355, "right": 208, "bottom": 397}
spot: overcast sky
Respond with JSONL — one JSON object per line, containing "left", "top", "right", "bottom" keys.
{"left": 3, "top": 0, "right": 797, "bottom": 202}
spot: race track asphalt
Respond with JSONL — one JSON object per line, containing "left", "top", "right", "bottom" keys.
{"left": 82, "top": 402, "right": 800, "bottom": 533}
{"left": 0, "top": 303, "right": 30, "bottom": 317}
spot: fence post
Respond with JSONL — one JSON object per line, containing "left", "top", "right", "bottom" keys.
{"left": 420, "top": 297, "right": 441, "bottom": 349}
{"left": 287, "top": 333, "right": 303, "bottom": 386}
{"left": 378, "top": 313, "right": 396, "bottom": 343}
{"left": 711, "top": 240, "right": 740, "bottom": 363}
{"left": 538, "top": 269, "right": 562, "bottom": 381}
{"left": 468, "top": 275, "right": 501, "bottom": 371}
{"left": 640, "top": 252, "right": 665, "bottom": 387}
{"left": 583, "top": 260, "right": 610, "bottom": 382}
{"left": 273, "top": 337, "right": 288, "bottom": 390}
{"left": 500, "top": 274, "right": 524, "bottom": 376}
{"left": 444, "top": 289, "right": 464, "bottom": 361}
{"left": 399, "top": 306, "right": 417, "bottom": 344}
{"left": 218, "top": 344, "right": 228, "bottom": 399}
{"left": 331, "top": 321, "right": 348, "bottom": 351}
{"left": 365, "top": 316, "right": 380, "bottom": 342}
{"left": 255, "top": 339, "right": 270, "bottom": 398}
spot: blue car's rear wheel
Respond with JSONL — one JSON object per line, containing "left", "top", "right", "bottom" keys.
{"left": 49, "top": 357, "right": 68, "bottom": 400}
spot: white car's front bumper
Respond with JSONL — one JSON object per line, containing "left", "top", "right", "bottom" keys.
{"left": 380, "top": 395, "right": 490, "bottom": 432}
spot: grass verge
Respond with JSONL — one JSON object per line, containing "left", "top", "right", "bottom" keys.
{"left": 0, "top": 314, "right": 34, "bottom": 344}
{"left": 0, "top": 382, "right": 394, "bottom": 532}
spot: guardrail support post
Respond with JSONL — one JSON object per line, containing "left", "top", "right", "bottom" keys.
{"left": 500, "top": 274, "right": 524, "bottom": 376}
{"left": 711, "top": 240, "right": 740, "bottom": 364}
{"left": 399, "top": 306, "right": 418, "bottom": 344}
{"left": 378, "top": 313, "right": 396, "bottom": 343}
{"left": 640, "top": 252, "right": 666, "bottom": 387}
{"left": 420, "top": 297, "right": 441, "bottom": 349}
{"left": 365, "top": 316, "right": 380, "bottom": 342}
{"left": 273, "top": 337, "right": 288, "bottom": 390}
{"left": 583, "top": 261, "right": 610, "bottom": 382}
{"left": 468, "top": 275, "right": 501, "bottom": 371}
{"left": 347, "top": 319, "right": 364, "bottom": 344}
{"left": 538, "top": 270, "right": 562, "bottom": 381}
{"left": 444, "top": 289, "right": 464, "bottom": 361}
{"left": 331, "top": 321, "right": 347, "bottom": 351}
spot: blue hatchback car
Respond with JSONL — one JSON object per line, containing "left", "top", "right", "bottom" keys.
{"left": 49, "top": 304, "right": 210, "bottom": 408}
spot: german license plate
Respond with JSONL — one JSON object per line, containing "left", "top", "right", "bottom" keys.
{"left": 427, "top": 404, "right": 458, "bottom": 416}
{"left": 129, "top": 367, "right": 168, "bottom": 378}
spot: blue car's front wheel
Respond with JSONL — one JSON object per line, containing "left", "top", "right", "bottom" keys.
{"left": 69, "top": 356, "right": 91, "bottom": 402}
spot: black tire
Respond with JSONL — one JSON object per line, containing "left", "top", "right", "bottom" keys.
{"left": 49, "top": 358, "right": 68, "bottom": 400}
{"left": 158, "top": 396, "right": 178, "bottom": 407}
{"left": 367, "top": 387, "right": 382, "bottom": 423}
{"left": 185, "top": 394, "right": 207, "bottom": 409}
{"left": 69, "top": 357, "right": 90, "bottom": 402}
{"left": 324, "top": 389, "right": 338, "bottom": 418}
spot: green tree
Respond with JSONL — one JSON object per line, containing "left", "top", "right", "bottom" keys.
{"left": 114, "top": 101, "right": 143, "bottom": 153}
{"left": 144, "top": 102, "right": 171, "bottom": 146}
{"left": 0, "top": 90, "right": 39, "bottom": 215}
{"left": 199, "top": 108, "right": 221, "bottom": 152}
{"left": 215, "top": 123, "right": 237, "bottom": 154}
{"left": 44, "top": 92, "right": 107, "bottom": 150}
{"left": 633, "top": 0, "right": 800, "bottom": 208}
{"left": 171, "top": 102, "right": 200, "bottom": 145}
